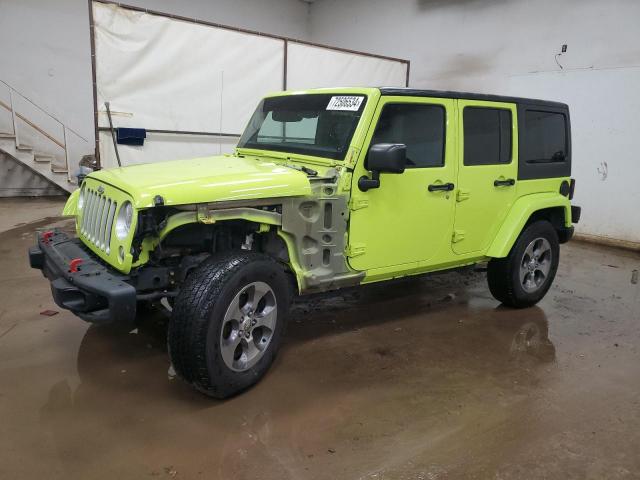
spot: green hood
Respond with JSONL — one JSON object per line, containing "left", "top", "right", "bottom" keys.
{"left": 89, "top": 155, "right": 312, "bottom": 208}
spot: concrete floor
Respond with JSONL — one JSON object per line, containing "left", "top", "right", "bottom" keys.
{"left": 0, "top": 196, "right": 67, "bottom": 233}
{"left": 1, "top": 199, "right": 639, "bottom": 479}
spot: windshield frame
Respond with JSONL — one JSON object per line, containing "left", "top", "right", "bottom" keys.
{"left": 237, "top": 92, "right": 370, "bottom": 162}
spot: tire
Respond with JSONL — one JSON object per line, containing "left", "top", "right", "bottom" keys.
{"left": 168, "top": 251, "right": 291, "bottom": 398}
{"left": 487, "top": 220, "right": 560, "bottom": 308}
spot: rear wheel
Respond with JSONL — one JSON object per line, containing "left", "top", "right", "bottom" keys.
{"left": 168, "top": 252, "right": 291, "bottom": 398}
{"left": 487, "top": 220, "right": 560, "bottom": 308}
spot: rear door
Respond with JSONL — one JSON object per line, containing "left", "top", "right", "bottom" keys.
{"left": 453, "top": 100, "right": 518, "bottom": 254}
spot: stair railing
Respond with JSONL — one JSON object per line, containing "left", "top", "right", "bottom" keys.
{"left": 0, "top": 79, "right": 90, "bottom": 182}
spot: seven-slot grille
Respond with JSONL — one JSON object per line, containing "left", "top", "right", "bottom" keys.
{"left": 81, "top": 187, "right": 117, "bottom": 254}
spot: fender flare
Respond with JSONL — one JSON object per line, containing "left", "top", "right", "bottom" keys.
{"left": 62, "top": 189, "right": 80, "bottom": 216}
{"left": 486, "top": 193, "right": 571, "bottom": 258}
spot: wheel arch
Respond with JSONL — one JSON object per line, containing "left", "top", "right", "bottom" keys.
{"left": 487, "top": 193, "right": 571, "bottom": 258}
{"left": 135, "top": 209, "right": 304, "bottom": 292}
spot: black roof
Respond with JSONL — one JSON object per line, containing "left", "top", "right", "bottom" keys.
{"left": 379, "top": 88, "right": 568, "bottom": 109}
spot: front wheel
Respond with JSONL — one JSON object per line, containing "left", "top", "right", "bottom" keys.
{"left": 168, "top": 252, "right": 292, "bottom": 398}
{"left": 487, "top": 220, "right": 560, "bottom": 308}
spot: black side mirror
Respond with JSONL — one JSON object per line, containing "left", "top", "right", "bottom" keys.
{"left": 359, "top": 143, "right": 406, "bottom": 192}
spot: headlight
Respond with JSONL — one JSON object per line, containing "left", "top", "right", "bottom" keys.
{"left": 115, "top": 201, "right": 133, "bottom": 240}
{"left": 78, "top": 185, "right": 85, "bottom": 210}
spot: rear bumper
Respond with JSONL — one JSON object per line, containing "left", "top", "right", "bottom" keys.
{"left": 557, "top": 226, "right": 575, "bottom": 244}
{"left": 571, "top": 205, "right": 581, "bottom": 224}
{"left": 558, "top": 205, "right": 581, "bottom": 244}
{"left": 29, "top": 230, "right": 137, "bottom": 323}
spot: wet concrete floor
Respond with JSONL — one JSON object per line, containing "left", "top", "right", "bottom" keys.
{"left": 0, "top": 196, "right": 65, "bottom": 233}
{"left": 0, "top": 206, "right": 639, "bottom": 479}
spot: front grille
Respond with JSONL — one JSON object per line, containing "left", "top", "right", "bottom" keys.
{"left": 81, "top": 187, "right": 117, "bottom": 254}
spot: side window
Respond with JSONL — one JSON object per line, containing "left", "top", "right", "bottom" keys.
{"left": 371, "top": 103, "right": 445, "bottom": 168}
{"left": 522, "top": 110, "right": 567, "bottom": 163}
{"left": 463, "top": 107, "right": 512, "bottom": 165}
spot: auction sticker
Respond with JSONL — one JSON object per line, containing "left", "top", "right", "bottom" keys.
{"left": 326, "top": 96, "right": 364, "bottom": 111}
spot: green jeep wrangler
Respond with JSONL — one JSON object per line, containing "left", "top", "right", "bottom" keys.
{"left": 30, "top": 87, "right": 580, "bottom": 398}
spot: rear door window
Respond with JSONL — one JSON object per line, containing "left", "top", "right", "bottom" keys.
{"left": 463, "top": 107, "right": 512, "bottom": 165}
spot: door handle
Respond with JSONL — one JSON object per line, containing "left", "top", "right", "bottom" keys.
{"left": 428, "top": 182, "right": 455, "bottom": 192}
{"left": 494, "top": 178, "right": 515, "bottom": 187}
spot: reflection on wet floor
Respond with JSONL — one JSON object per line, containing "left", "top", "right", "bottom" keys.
{"left": 57, "top": 293, "right": 556, "bottom": 408}
{"left": 1, "top": 216, "right": 639, "bottom": 479}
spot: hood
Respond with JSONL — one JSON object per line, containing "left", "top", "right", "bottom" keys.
{"left": 89, "top": 155, "right": 312, "bottom": 208}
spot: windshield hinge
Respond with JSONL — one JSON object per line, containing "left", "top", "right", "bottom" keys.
{"left": 345, "top": 243, "right": 366, "bottom": 257}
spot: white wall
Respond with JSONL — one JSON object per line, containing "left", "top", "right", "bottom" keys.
{"left": 0, "top": 0, "right": 311, "bottom": 153}
{"left": 2, "top": 0, "right": 638, "bottom": 243}
{"left": 310, "top": 0, "right": 640, "bottom": 244}
{"left": 88, "top": 2, "right": 406, "bottom": 169}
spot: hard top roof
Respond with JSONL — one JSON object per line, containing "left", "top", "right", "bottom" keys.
{"left": 379, "top": 87, "right": 568, "bottom": 109}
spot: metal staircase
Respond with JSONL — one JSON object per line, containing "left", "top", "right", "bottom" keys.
{"left": 0, "top": 79, "right": 90, "bottom": 194}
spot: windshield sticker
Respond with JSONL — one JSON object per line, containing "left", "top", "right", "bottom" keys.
{"left": 326, "top": 96, "right": 364, "bottom": 111}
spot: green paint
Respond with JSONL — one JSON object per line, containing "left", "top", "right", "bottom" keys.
{"left": 65, "top": 88, "right": 575, "bottom": 290}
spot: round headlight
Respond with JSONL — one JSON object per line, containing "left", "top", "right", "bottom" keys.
{"left": 78, "top": 185, "right": 85, "bottom": 210}
{"left": 115, "top": 201, "right": 133, "bottom": 240}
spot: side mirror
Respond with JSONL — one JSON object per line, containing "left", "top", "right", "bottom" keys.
{"left": 359, "top": 143, "right": 406, "bottom": 192}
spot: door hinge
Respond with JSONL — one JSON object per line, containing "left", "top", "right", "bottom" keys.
{"left": 452, "top": 230, "right": 466, "bottom": 243}
{"left": 345, "top": 243, "right": 366, "bottom": 257}
{"left": 349, "top": 198, "right": 369, "bottom": 211}
{"left": 456, "top": 189, "right": 470, "bottom": 202}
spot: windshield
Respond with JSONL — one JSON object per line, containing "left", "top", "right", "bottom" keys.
{"left": 238, "top": 94, "right": 367, "bottom": 160}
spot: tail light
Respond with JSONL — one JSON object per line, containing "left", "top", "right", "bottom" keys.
{"left": 569, "top": 178, "right": 575, "bottom": 200}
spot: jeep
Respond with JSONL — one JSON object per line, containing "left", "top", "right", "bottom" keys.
{"left": 29, "top": 87, "right": 581, "bottom": 398}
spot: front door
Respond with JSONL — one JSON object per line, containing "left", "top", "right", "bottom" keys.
{"left": 452, "top": 100, "right": 518, "bottom": 255}
{"left": 347, "top": 96, "right": 457, "bottom": 274}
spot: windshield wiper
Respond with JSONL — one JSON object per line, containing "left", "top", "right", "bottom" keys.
{"left": 282, "top": 163, "right": 318, "bottom": 177}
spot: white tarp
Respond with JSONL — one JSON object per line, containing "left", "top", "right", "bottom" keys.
{"left": 93, "top": 2, "right": 285, "bottom": 167}
{"left": 92, "top": 2, "right": 409, "bottom": 168}
{"left": 286, "top": 42, "right": 408, "bottom": 90}
{"left": 98, "top": 131, "right": 240, "bottom": 169}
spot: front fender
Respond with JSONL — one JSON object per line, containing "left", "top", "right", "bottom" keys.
{"left": 132, "top": 207, "right": 284, "bottom": 267}
{"left": 62, "top": 189, "right": 80, "bottom": 216}
{"left": 486, "top": 193, "right": 571, "bottom": 258}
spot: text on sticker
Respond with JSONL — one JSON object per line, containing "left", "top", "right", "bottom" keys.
{"left": 326, "top": 96, "right": 364, "bottom": 111}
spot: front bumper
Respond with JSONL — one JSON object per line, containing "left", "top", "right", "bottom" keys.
{"left": 29, "top": 230, "right": 137, "bottom": 323}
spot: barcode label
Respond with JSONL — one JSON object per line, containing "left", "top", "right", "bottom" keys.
{"left": 326, "top": 96, "right": 364, "bottom": 111}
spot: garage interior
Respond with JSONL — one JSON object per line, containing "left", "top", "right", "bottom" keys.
{"left": 1, "top": 0, "right": 639, "bottom": 478}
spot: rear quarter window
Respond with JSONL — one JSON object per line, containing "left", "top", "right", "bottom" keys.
{"left": 522, "top": 110, "right": 568, "bottom": 164}
{"left": 518, "top": 104, "right": 571, "bottom": 180}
